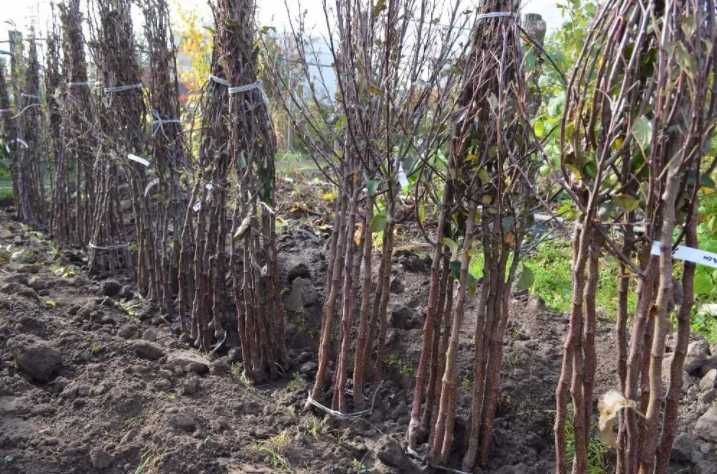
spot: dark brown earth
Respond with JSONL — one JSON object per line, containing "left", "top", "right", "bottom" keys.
{"left": 1, "top": 176, "right": 716, "bottom": 473}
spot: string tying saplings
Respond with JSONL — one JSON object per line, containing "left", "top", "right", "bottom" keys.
{"left": 268, "top": 0, "right": 469, "bottom": 415}
{"left": 87, "top": 0, "right": 148, "bottom": 277}
{"left": 16, "top": 35, "right": 46, "bottom": 228}
{"left": 141, "top": 0, "right": 188, "bottom": 316}
{"left": 0, "top": 60, "right": 20, "bottom": 206}
{"left": 211, "top": 0, "right": 286, "bottom": 382}
{"left": 177, "top": 38, "right": 231, "bottom": 350}
{"left": 410, "top": 1, "right": 538, "bottom": 469}
{"left": 47, "top": 16, "right": 71, "bottom": 245}
{"left": 553, "top": 1, "right": 717, "bottom": 473}
{"left": 7, "top": 30, "right": 24, "bottom": 221}
{"left": 59, "top": 0, "right": 99, "bottom": 247}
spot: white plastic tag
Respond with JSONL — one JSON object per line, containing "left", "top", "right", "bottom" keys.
{"left": 127, "top": 154, "right": 150, "bottom": 167}
{"left": 651, "top": 241, "right": 717, "bottom": 268}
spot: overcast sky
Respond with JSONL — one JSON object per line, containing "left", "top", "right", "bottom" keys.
{"left": 0, "top": 0, "right": 564, "bottom": 43}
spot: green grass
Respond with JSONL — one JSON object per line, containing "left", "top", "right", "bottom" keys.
{"left": 0, "top": 176, "right": 12, "bottom": 200}
{"left": 563, "top": 411, "right": 610, "bottom": 474}
{"left": 524, "top": 239, "right": 635, "bottom": 319}
{"left": 276, "top": 150, "right": 317, "bottom": 173}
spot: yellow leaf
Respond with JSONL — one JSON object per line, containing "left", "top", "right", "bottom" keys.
{"left": 321, "top": 191, "right": 337, "bottom": 202}
{"left": 353, "top": 223, "right": 364, "bottom": 246}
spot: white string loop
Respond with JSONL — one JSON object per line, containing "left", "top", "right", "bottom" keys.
{"left": 104, "top": 83, "right": 143, "bottom": 94}
{"left": 89, "top": 242, "right": 129, "bottom": 251}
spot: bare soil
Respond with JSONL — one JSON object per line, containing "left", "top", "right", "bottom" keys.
{"left": 1, "top": 179, "right": 715, "bottom": 473}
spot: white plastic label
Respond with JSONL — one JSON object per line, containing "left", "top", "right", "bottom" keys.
{"left": 397, "top": 163, "right": 409, "bottom": 188}
{"left": 651, "top": 241, "right": 717, "bottom": 268}
{"left": 128, "top": 154, "right": 150, "bottom": 167}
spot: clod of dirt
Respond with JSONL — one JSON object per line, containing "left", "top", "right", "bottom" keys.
{"left": 685, "top": 340, "right": 711, "bottom": 375}
{"left": 168, "top": 410, "right": 198, "bottom": 433}
{"left": 89, "top": 446, "right": 113, "bottom": 469}
{"left": 100, "top": 280, "right": 122, "bottom": 298}
{"left": 395, "top": 249, "right": 431, "bottom": 273}
{"left": 287, "top": 261, "right": 311, "bottom": 282}
{"left": 700, "top": 369, "right": 717, "bottom": 392}
{"left": 11, "top": 337, "right": 63, "bottom": 383}
{"left": 1, "top": 282, "right": 39, "bottom": 300}
{"left": 376, "top": 435, "right": 418, "bottom": 472}
{"left": 180, "top": 376, "right": 201, "bottom": 395}
{"left": 166, "top": 350, "right": 210, "bottom": 375}
{"left": 299, "top": 361, "right": 317, "bottom": 377}
{"left": 389, "top": 304, "right": 421, "bottom": 330}
{"left": 26, "top": 275, "right": 49, "bottom": 291}
{"left": 117, "top": 323, "right": 138, "bottom": 339}
{"left": 129, "top": 340, "right": 165, "bottom": 361}
{"left": 695, "top": 405, "right": 717, "bottom": 443}
{"left": 142, "top": 327, "right": 159, "bottom": 342}
{"left": 210, "top": 357, "right": 230, "bottom": 375}
{"left": 389, "top": 275, "right": 405, "bottom": 294}
{"left": 285, "top": 277, "right": 318, "bottom": 313}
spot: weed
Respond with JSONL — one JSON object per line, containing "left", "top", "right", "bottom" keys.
{"left": 301, "top": 414, "right": 326, "bottom": 440}
{"left": 253, "top": 431, "right": 291, "bottom": 471}
{"left": 564, "top": 410, "right": 610, "bottom": 474}
{"left": 350, "top": 458, "right": 368, "bottom": 473}
{"left": 134, "top": 448, "right": 160, "bottom": 474}
{"left": 524, "top": 239, "right": 634, "bottom": 319}
{"left": 385, "top": 353, "right": 415, "bottom": 377}
{"left": 286, "top": 371, "right": 305, "bottom": 392}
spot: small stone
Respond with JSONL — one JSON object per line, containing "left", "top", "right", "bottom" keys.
{"left": 389, "top": 304, "right": 422, "bottom": 330}
{"left": 699, "top": 388, "right": 716, "bottom": 405}
{"left": 166, "top": 350, "right": 210, "bottom": 375}
{"left": 89, "top": 447, "right": 113, "bottom": 469}
{"left": 299, "top": 361, "right": 317, "bottom": 376}
{"left": 685, "top": 340, "right": 710, "bottom": 375}
{"left": 120, "top": 285, "right": 134, "bottom": 300}
{"left": 101, "top": 280, "right": 122, "bottom": 298}
{"left": 153, "top": 379, "right": 171, "bottom": 391}
{"left": 700, "top": 368, "right": 717, "bottom": 391}
{"left": 0, "top": 282, "right": 38, "bottom": 300}
{"left": 142, "top": 327, "right": 159, "bottom": 342}
{"left": 26, "top": 276, "right": 49, "bottom": 291}
{"left": 376, "top": 435, "right": 415, "bottom": 471}
{"left": 16, "top": 264, "right": 41, "bottom": 274}
{"left": 389, "top": 276, "right": 404, "bottom": 294}
{"left": 168, "top": 411, "right": 197, "bottom": 432}
{"left": 117, "top": 324, "right": 138, "bottom": 339}
{"left": 12, "top": 338, "right": 62, "bottom": 383}
{"left": 180, "top": 377, "right": 201, "bottom": 396}
{"left": 130, "top": 341, "right": 165, "bottom": 361}
{"left": 210, "top": 357, "right": 230, "bottom": 376}
{"left": 285, "top": 277, "right": 318, "bottom": 313}
{"left": 288, "top": 262, "right": 311, "bottom": 282}
{"left": 227, "top": 348, "right": 241, "bottom": 363}
{"left": 694, "top": 405, "right": 717, "bottom": 443}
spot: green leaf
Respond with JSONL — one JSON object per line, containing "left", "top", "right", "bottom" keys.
{"left": 443, "top": 237, "right": 459, "bottom": 256}
{"left": 370, "top": 214, "right": 386, "bottom": 232}
{"left": 469, "top": 255, "right": 483, "bottom": 280}
{"left": 701, "top": 174, "right": 716, "bottom": 190}
{"left": 632, "top": 115, "right": 652, "bottom": 155}
{"left": 694, "top": 270, "right": 713, "bottom": 296}
{"left": 372, "top": 0, "right": 387, "bottom": 17}
{"left": 516, "top": 264, "right": 535, "bottom": 291}
{"left": 614, "top": 193, "right": 640, "bottom": 212}
{"left": 449, "top": 260, "right": 462, "bottom": 280}
{"left": 674, "top": 41, "right": 696, "bottom": 78}
{"left": 367, "top": 179, "right": 380, "bottom": 197}
{"left": 487, "top": 93, "right": 499, "bottom": 111}
{"left": 547, "top": 92, "right": 565, "bottom": 116}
